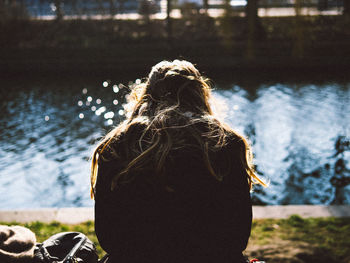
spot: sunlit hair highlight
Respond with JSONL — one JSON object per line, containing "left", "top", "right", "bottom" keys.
{"left": 91, "top": 60, "right": 265, "bottom": 198}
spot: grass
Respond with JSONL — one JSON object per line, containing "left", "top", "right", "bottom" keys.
{"left": 2, "top": 216, "right": 350, "bottom": 263}
{"left": 0, "top": 220, "right": 106, "bottom": 257}
{"left": 247, "top": 215, "right": 350, "bottom": 263}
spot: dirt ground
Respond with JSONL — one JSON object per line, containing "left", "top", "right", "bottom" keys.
{"left": 246, "top": 238, "right": 348, "bottom": 263}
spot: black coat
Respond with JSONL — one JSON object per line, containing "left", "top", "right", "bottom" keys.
{"left": 94, "top": 125, "right": 252, "bottom": 263}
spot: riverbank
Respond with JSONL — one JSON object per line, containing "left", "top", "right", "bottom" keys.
{"left": 1, "top": 205, "right": 349, "bottom": 224}
{"left": 1, "top": 15, "right": 350, "bottom": 76}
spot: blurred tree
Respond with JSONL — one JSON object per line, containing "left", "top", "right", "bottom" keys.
{"left": 344, "top": 0, "right": 350, "bottom": 16}
{"left": 180, "top": 2, "right": 200, "bottom": 17}
{"left": 245, "top": 0, "right": 263, "bottom": 60}
{"left": 0, "top": 1, "right": 7, "bottom": 21}
{"left": 293, "top": 0, "right": 304, "bottom": 59}
{"left": 54, "top": 0, "right": 64, "bottom": 20}
{"left": 203, "top": 0, "right": 209, "bottom": 12}
{"left": 97, "top": 0, "right": 105, "bottom": 16}
{"left": 219, "top": 0, "right": 234, "bottom": 49}
{"left": 72, "top": 0, "right": 80, "bottom": 17}
{"left": 39, "top": 0, "right": 45, "bottom": 17}
{"left": 0, "top": 0, "right": 29, "bottom": 20}
{"left": 118, "top": 0, "right": 127, "bottom": 14}
{"left": 139, "top": 0, "right": 158, "bottom": 22}
{"left": 223, "top": 0, "right": 232, "bottom": 16}
{"left": 318, "top": 0, "right": 328, "bottom": 11}
{"left": 108, "top": 0, "right": 116, "bottom": 18}
{"left": 167, "top": 0, "right": 172, "bottom": 40}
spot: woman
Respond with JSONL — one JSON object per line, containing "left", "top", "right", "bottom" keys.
{"left": 91, "top": 60, "right": 265, "bottom": 263}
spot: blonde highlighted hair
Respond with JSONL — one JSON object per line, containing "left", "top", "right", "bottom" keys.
{"left": 91, "top": 60, "right": 265, "bottom": 198}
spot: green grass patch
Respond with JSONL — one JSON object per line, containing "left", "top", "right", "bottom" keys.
{"left": 250, "top": 216, "right": 350, "bottom": 262}
{"left": 2, "top": 216, "right": 350, "bottom": 262}
{"left": 0, "top": 220, "right": 105, "bottom": 257}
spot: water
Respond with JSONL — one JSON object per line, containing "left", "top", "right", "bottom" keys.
{"left": 0, "top": 75, "right": 349, "bottom": 209}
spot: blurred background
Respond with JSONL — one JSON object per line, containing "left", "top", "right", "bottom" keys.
{"left": 0, "top": 0, "right": 349, "bottom": 209}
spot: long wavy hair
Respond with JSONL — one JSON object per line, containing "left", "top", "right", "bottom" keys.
{"left": 91, "top": 60, "right": 265, "bottom": 198}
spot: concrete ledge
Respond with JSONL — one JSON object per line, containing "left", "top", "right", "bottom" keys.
{"left": 252, "top": 205, "right": 350, "bottom": 219}
{"left": 0, "top": 205, "right": 349, "bottom": 224}
{"left": 0, "top": 207, "right": 94, "bottom": 224}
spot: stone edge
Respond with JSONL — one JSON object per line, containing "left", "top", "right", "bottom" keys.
{"left": 0, "top": 205, "right": 349, "bottom": 224}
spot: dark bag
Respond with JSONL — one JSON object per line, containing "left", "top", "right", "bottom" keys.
{"left": 33, "top": 232, "right": 99, "bottom": 263}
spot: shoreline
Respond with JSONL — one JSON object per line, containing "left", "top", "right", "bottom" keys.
{"left": 1, "top": 205, "right": 349, "bottom": 224}
{"left": 1, "top": 15, "right": 349, "bottom": 76}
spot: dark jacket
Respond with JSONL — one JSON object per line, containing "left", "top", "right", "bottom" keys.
{"left": 94, "top": 124, "right": 252, "bottom": 263}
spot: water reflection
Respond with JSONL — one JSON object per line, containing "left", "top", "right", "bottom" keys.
{"left": 0, "top": 78, "right": 349, "bottom": 208}
{"left": 213, "top": 82, "right": 350, "bottom": 205}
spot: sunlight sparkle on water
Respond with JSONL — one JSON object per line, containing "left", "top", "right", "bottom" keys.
{"left": 2, "top": 78, "right": 349, "bottom": 209}
{"left": 113, "top": 85, "right": 119, "bottom": 93}
{"left": 104, "top": 111, "right": 115, "bottom": 119}
{"left": 95, "top": 106, "right": 107, "bottom": 116}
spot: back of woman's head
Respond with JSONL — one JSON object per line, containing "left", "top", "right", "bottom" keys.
{"left": 128, "top": 59, "right": 213, "bottom": 119}
{"left": 91, "top": 60, "right": 265, "bottom": 197}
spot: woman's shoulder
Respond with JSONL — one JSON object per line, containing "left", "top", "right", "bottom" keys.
{"left": 225, "top": 131, "right": 246, "bottom": 149}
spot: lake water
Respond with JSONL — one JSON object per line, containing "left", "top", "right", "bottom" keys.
{"left": 1, "top": 74, "right": 349, "bottom": 209}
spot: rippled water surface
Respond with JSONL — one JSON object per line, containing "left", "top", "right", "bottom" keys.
{"left": 1, "top": 75, "right": 349, "bottom": 209}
